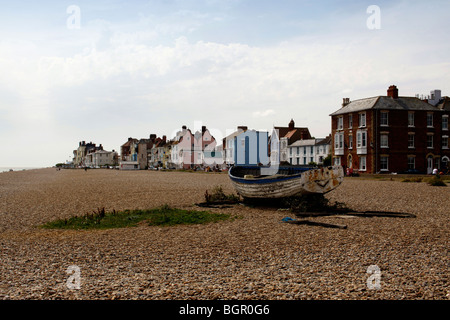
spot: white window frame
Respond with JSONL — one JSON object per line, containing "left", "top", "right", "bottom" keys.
{"left": 334, "top": 132, "right": 344, "bottom": 156}
{"left": 407, "top": 156, "right": 415, "bottom": 170}
{"left": 348, "top": 134, "right": 353, "bottom": 149}
{"left": 359, "top": 156, "right": 367, "bottom": 171}
{"left": 427, "top": 112, "right": 434, "bottom": 128}
{"left": 348, "top": 114, "right": 353, "bottom": 128}
{"left": 427, "top": 134, "right": 434, "bottom": 149}
{"left": 380, "top": 156, "right": 389, "bottom": 171}
{"left": 380, "top": 111, "right": 389, "bottom": 126}
{"left": 443, "top": 115, "right": 448, "bottom": 131}
{"left": 408, "top": 133, "right": 415, "bottom": 149}
{"left": 356, "top": 130, "right": 367, "bottom": 154}
{"left": 359, "top": 112, "right": 366, "bottom": 128}
{"left": 408, "top": 112, "right": 415, "bottom": 127}
{"left": 380, "top": 133, "right": 389, "bottom": 148}
{"left": 443, "top": 135, "right": 449, "bottom": 149}
{"left": 337, "top": 116, "right": 344, "bottom": 130}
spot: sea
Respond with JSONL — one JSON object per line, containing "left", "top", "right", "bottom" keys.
{"left": 0, "top": 167, "right": 44, "bottom": 173}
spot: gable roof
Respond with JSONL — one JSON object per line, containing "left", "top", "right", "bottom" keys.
{"left": 274, "top": 126, "right": 310, "bottom": 138}
{"left": 330, "top": 96, "right": 438, "bottom": 116}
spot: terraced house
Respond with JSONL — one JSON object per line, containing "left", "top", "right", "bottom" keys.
{"left": 330, "top": 85, "right": 450, "bottom": 174}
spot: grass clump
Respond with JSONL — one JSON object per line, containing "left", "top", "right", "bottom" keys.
{"left": 427, "top": 175, "right": 447, "bottom": 187}
{"left": 204, "top": 185, "right": 240, "bottom": 203}
{"left": 40, "top": 205, "right": 231, "bottom": 230}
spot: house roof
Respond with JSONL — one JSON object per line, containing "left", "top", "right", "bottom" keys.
{"left": 121, "top": 138, "right": 138, "bottom": 147}
{"left": 436, "top": 96, "right": 450, "bottom": 111}
{"left": 289, "top": 139, "right": 318, "bottom": 147}
{"left": 274, "top": 126, "right": 310, "bottom": 138}
{"left": 316, "top": 135, "right": 332, "bottom": 145}
{"left": 330, "top": 96, "right": 438, "bottom": 116}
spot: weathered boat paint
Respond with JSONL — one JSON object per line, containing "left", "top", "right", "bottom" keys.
{"left": 228, "top": 165, "right": 344, "bottom": 199}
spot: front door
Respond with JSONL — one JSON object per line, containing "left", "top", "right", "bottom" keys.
{"left": 427, "top": 156, "right": 433, "bottom": 174}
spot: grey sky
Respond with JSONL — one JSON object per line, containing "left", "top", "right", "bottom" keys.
{"left": 0, "top": 0, "right": 449, "bottom": 167}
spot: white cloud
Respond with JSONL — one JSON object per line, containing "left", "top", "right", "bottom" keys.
{"left": 253, "top": 109, "right": 275, "bottom": 118}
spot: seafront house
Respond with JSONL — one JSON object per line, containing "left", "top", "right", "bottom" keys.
{"left": 89, "top": 149, "right": 118, "bottom": 168}
{"left": 170, "top": 125, "right": 219, "bottom": 169}
{"left": 137, "top": 135, "right": 156, "bottom": 170}
{"left": 330, "top": 85, "right": 450, "bottom": 174}
{"left": 287, "top": 135, "right": 331, "bottom": 165}
{"left": 171, "top": 125, "right": 193, "bottom": 169}
{"left": 430, "top": 92, "right": 450, "bottom": 170}
{"left": 270, "top": 119, "right": 312, "bottom": 165}
{"left": 120, "top": 137, "right": 140, "bottom": 170}
{"left": 74, "top": 141, "right": 104, "bottom": 167}
{"left": 222, "top": 126, "right": 248, "bottom": 166}
{"left": 149, "top": 135, "right": 168, "bottom": 168}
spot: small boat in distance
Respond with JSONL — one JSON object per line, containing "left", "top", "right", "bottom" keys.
{"left": 228, "top": 165, "right": 344, "bottom": 199}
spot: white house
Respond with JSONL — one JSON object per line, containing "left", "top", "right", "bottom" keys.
{"left": 171, "top": 125, "right": 219, "bottom": 169}
{"left": 91, "top": 150, "right": 117, "bottom": 168}
{"left": 269, "top": 119, "right": 312, "bottom": 165}
{"left": 287, "top": 136, "right": 331, "bottom": 165}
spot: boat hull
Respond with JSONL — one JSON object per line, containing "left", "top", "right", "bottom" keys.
{"left": 228, "top": 165, "right": 344, "bottom": 199}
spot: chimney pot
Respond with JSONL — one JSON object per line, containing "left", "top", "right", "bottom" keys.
{"left": 289, "top": 119, "right": 295, "bottom": 130}
{"left": 387, "top": 85, "right": 399, "bottom": 99}
{"left": 342, "top": 98, "right": 350, "bottom": 107}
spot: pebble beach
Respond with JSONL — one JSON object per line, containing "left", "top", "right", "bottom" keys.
{"left": 0, "top": 168, "right": 448, "bottom": 300}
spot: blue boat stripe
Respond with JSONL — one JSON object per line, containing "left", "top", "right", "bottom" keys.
{"left": 229, "top": 174, "right": 303, "bottom": 184}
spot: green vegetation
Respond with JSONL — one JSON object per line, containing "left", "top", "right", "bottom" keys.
{"left": 204, "top": 185, "right": 240, "bottom": 203}
{"left": 40, "top": 205, "right": 231, "bottom": 230}
{"left": 427, "top": 175, "right": 447, "bottom": 187}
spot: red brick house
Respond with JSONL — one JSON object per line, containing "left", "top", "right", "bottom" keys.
{"left": 330, "top": 85, "right": 450, "bottom": 174}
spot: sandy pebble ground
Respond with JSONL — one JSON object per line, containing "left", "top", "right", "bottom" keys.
{"left": 0, "top": 168, "right": 448, "bottom": 300}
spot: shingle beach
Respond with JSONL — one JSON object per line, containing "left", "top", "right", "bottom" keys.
{"left": 0, "top": 168, "right": 448, "bottom": 300}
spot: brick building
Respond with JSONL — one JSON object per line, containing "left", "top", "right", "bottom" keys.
{"left": 330, "top": 85, "right": 450, "bottom": 174}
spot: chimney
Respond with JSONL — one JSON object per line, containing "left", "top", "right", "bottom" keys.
{"left": 387, "top": 85, "right": 399, "bottom": 99}
{"left": 150, "top": 134, "right": 157, "bottom": 141}
{"left": 162, "top": 135, "right": 167, "bottom": 143}
{"left": 128, "top": 137, "right": 132, "bottom": 142}
{"left": 288, "top": 119, "right": 295, "bottom": 130}
{"left": 202, "top": 126, "right": 206, "bottom": 133}
{"left": 182, "top": 125, "right": 187, "bottom": 130}
{"left": 342, "top": 98, "right": 350, "bottom": 108}
{"left": 238, "top": 126, "right": 248, "bottom": 131}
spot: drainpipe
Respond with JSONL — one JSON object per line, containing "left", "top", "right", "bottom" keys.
{"left": 375, "top": 110, "right": 378, "bottom": 174}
